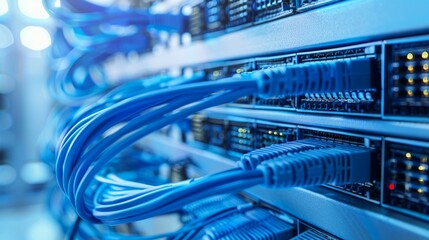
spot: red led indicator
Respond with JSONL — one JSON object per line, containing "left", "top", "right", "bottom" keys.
{"left": 388, "top": 183, "right": 395, "bottom": 191}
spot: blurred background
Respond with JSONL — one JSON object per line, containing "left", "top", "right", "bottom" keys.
{"left": 0, "top": 0, "right": 60, "bottom": 239}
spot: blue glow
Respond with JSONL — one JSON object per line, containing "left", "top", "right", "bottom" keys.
{"left": 0, "top": 0, "right": 8, "bottom": 16}
{"left": 0, "top": 24, "right": 14, "bottom": 48}
{"left": 20, "top": 26, "right": 52, "bottom": 51}
{"left": 18, "top": 0, "right": 50, "bottom": 19}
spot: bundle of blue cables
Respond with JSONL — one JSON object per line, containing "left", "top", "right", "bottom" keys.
{"left": 55, "top": 57, "right": 373, "bottom": 226}
{"left": 43, "top": 0, "right": 189, "bottom": 103}
{"left": 56, "top": 76, "right": 257, "bottom": 224}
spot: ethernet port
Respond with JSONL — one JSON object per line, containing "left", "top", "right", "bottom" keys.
{"left": 227, "top": 121, "right": 254, "bottom": 154}
{"left": 386, "top": 37, "right": 429, "bottom": 120}
{"left": 385, "top": 140, "right": 429, "bottom": 220}
{"left": 300, "top": 127, "right": 382, "bottom": 202}
{"left": 297, "top": 44, "right": 382, "bottom": 116}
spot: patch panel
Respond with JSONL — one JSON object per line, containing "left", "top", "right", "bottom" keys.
{"left": 296, "top": 44, "right": 381, "bottom": 115}
{"left": 385, "top": 139, "right": 429, "bottom": 220}
{"left": 385, "top": 37, "right": 429, "bottom": 119}
{"left": 299, "top": 127, "right": 382, "bottom": 202}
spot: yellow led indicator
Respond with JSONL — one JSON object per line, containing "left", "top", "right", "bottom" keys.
{"left": 417, "top": 188, "right": 423, "bottom": 194}
{"left": 236, "top": 69, "right": 242, "bottom": 74}
{"left": 419, "top": 178, "right": 424, "bottom": 183}
{"left": 423, "top": 76, "right": 429, "bottom": 84}
{"left": 408, "top": 65, "right": 414, "bottom": 72}
{"left": 213, "top": 71, "right": 219, "bottom": 77}
{"left": 268, "top": 130, "right": 272, "bottom": 134}
{"left": 274, "top": 132, "right": 278, "bottom": 135}
{"left": 408, "top": 78, "right": 414, "bottom": 85}
{"left": 407, "top": 90, "right": 414, "bottom": 96}
{"left": 407, "top": 53, "right": 414, "bottom": 60}
{"left": 422, "top": 51, "right": 429, "bottom": 59}
{"left": 421, "top": 156, "right": 428, "bottom": 162}
{"left": 423, "top": 63, "right": 429, "bottom": 71}
{"left": 406, "top": 152, "right": 412, "bottom": 159}
{"left": 418, "top": 165, "right": 426, "bottom": 171}
{"left": 279, "top": 133, "right": 283, "bottom": 136}
{"left": 424, "top": 90, "right": 429, "bottom": 97}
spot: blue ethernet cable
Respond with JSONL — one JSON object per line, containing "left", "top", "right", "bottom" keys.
{"left": 39, "top": 106, "right": 79, "bottom": 167}
{"left": 48, "top": 32, "right": 152, "bottom": 104}
{"left": 55, "top": 60, "right": 373, "bottom": 225}
{"left": 43, "top": 0, "right": 188, "bottom": 34}
{"left": 57, "top": 85, "right": 254, "bottom": 222}
{"left": 44, "top": 0, "right": 190, "bottom": 103}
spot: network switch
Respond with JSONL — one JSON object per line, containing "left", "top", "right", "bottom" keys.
{"left": 190, "top": 114, "right": 382, "bottom": 202}
{"left": 385, "top": 139, "right": 429, "bottom": 220}
{"left": 386, "top": 36, "right": 429, "bottom": 120}
{"left": 194, "top": 43, "right": 381, "bottom": 117}
{"left": 189, "top": 0, "right": 340, "bottom": 39}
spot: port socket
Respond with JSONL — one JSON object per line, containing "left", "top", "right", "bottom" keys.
{"left": 385, "top": 139, "right": 429, "bottom": 220}
{"left": 255, "top": 121, "right": 297, "bottom": 148}
{"left": 296, "top": 44, "right": 381, "bottom": 116}
{"left": 299, "top": 127, "right": 382, "bottom": 202}
{"left": 385, "top": 37, "right": 429, "bottom": 119}
{"left": 254, "top": 54, "right": 297, "bottom": 109}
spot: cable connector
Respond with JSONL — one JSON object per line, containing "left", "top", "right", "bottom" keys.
{"left": 257, "top": 144, "right": 371, "bottom": 188}
{"left": 238, "top": 58, "right": 374, "bottom": 98}
{"left": 238, "top": 139, "right": 335, "bottom": 170}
